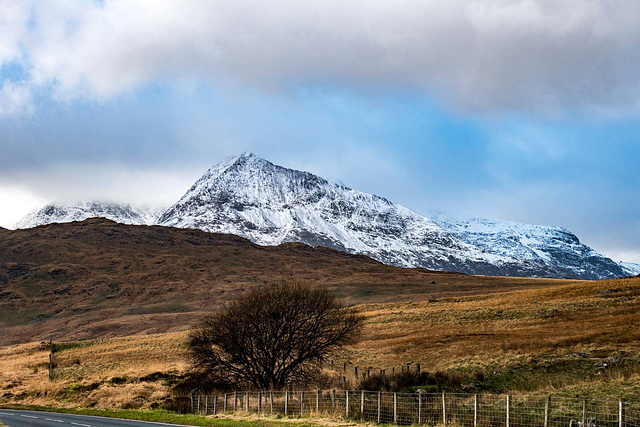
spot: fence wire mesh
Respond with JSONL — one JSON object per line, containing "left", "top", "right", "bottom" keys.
{"left": 192, "top": 390, "right": 640, "bottom": 427}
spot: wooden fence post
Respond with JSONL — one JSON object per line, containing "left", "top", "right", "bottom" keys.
{"left": 197, "top": 395, "right": 200, "bottom": 414}
{"left": 619, "top": 399, "right": 624, "bottom": 427}
{"left": 346, "top": 390, "right": 350, "bottom": 417}
{"left": 190, "top": 392, "right": 194, "bottom": 414}
{"left": 49, "top": 340, "right": 54, "bottom": 381}
{"left": 361, "top": 390, "right": 365, "bottom": 418}
{"left": 393, "top": 392, "right": 398, "bottom": 424}
{"left": 316, "top": 390, "right": 320, "bottom": 413}
{"left": 474, "top": 394, "right": 478, "bottom": 427}
{"left": 224, "top": 393, "right": 227, "bottom": 412}
{"left": 506, "top": 395, "right": 510, "bottom": 427}
{"left": 442, "top": 391, "right": 446, "bottom": 425}
{"left": 418, "top": 390, "right": 422, "bottom": 424}
{"left": 233, "top": 391, "right": 237, "bottom": 411}
{"left": 205, "top": 395, "right": 208, "bottom": 415}
{"left": 285, "top": 391, "right": 288, "bottom": 416}
{"left": 544, "top": 396, "right": 550, "bottom": 427}
{"left": 270, "top": 391, "right": 273, "bottom": 413}
{"left": 214, "top": 394, "right": 218, "bottom": 415}
{"left": 301, "top": 391, "right": 304, "bottom": 416}
{"left": 377, "top": 391, "right": 381, "bottom": 424}
{"left": 583, "top": 399, "right": 588, "bottom": 427}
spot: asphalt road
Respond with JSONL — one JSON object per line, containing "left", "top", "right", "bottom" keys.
{"left": 0, "top": 410, "right": 189, "bottom": 427}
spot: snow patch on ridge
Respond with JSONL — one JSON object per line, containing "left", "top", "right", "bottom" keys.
{"left": 16, "top": 201, "right": 164, "bottom": 229}
{"left": 619, "top": 262, "right": 640, "bottom": 276}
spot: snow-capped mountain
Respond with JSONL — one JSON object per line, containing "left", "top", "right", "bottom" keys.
{"left": 619, "top": 262, "right": 640, "bottom": 277}
{"left": 16, "top": 201, "right": 163, "bottom": 229}
{"left": 15, "top": 154, "right": 634, "bottom": 280}
{"left": 430, "top": 214, "right": 626, "bottom": 280}
{"left": 158, "top": 152, "right": 623, "bottom": 279}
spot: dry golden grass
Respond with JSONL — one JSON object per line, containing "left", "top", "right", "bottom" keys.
{"left": 350, "top": 277, "right": 640, "bottom": 370}
{"left": 0, "top": 333, "right": 188, "bottom": 409}
{"left": 2, "top": 276, "right": 639, "bottom": 408}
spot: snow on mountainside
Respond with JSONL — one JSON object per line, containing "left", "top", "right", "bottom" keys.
{"left": 16, "top": 201, "right": 163, "bottom": 229}
{"left": 158, "top": 152, "right": 620, "bottom": 279}
{"left": 619, "top": 262, "right": 640, "bottom": 277}
{"left": 430, "top": 214, "right": 626, "bottom": 280}
{"left": 13, "top": 153, "right": 633, "bottom": 280}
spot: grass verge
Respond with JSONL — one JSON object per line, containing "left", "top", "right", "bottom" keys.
{"left": 0, "top": 404, "right": 317, "bottom": 427}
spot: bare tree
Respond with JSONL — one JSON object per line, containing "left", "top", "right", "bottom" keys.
{"left": 188, "top": 280, "right": 364, "bottom": 389}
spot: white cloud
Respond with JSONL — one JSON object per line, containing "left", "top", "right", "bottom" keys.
{"left": 0, "top": 185, "right": 47, "bottom": 229}
{"left": 605, "top": 250, "right": 640, "bottom": 265}
{"left": 0, "top": 1, "right": 29, "bottom": 61}
{"left": 0, "top": 80, "right": 34, "bottom": 116}
{"left": 0, "top": 162, "right": 201, "bottom": 216}
{"left": 1, "top": 0, "right": 640, "bottom": 116}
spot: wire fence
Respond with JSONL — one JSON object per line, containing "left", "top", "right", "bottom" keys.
{"left": 191, "top": 390, "right": 640, "bottom": 426}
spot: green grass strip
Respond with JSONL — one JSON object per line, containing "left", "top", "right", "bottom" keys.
{"left": 0, "top": 404, "right": 317, "bottom": 427}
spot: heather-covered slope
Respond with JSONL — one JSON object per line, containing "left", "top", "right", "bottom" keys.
{"left": 0, "top": 219, "right": 571, "bottom": 345}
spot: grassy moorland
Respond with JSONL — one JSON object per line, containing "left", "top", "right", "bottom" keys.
{"left": 352, "top": 275, "right": 640, "bottom": 398}
{"left": 1, "top": 276, "right": 639, "bottom": 411}
{"left": 0, "top": 219, "right": 575, "bottom": 345}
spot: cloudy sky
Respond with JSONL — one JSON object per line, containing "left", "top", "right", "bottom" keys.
{"left": 1, "top": 0, "right": 639, "bottom": 263}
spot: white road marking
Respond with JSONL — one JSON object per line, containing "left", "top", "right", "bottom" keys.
{"left": 71, "top": 423, "right": 92, "bottom": 426}
{"left": 6, "top": 412, "right": 184, "bottom": 427}
{"left": 2, "top": 413, "right": 15, "bottom": 416}
{"left": 44, "top": 418, "right": 65, "bottom": 423}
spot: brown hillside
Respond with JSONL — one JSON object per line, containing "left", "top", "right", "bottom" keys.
{"left": 2, "top": 276, "right": 640, "bottom": 410}
{"left": 0, "top": 218, "right": 576, "bottom": 345}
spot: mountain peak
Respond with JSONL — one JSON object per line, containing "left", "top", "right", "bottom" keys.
{"left": 16, "top": 201, "right": 164, "bottom": 229}
{"left": 226, "top": 151, "right": 259, "bottom": 166}
{"left": 157, "top": 154, "right": 628, "bottom": 280}
{"left": 197, "top": 152, "right": 274, "bottom": 184}
{"left": 229, "top": 151, "right": 272, "bottom": 169}
{"left": 238, "top": 151, "right": 257, "bottom": 159}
